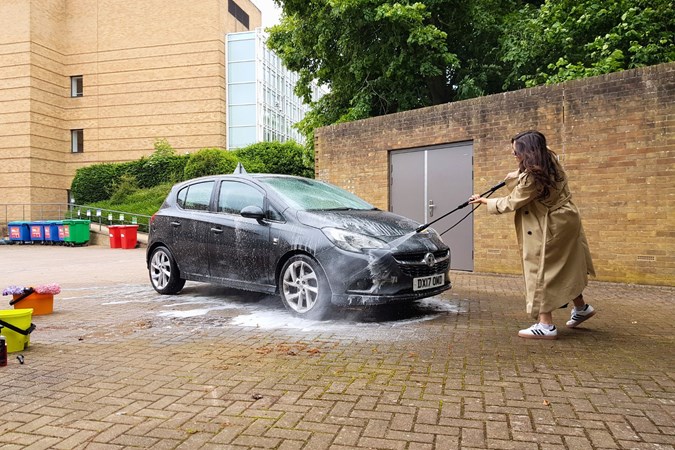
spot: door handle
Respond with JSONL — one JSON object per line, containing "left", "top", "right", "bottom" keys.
{"left": 170, "top": 221, "right": 181, "bottom": 227}
{"left": 428, "top": 199, "right": 435, "bottom": 217}
{"left": 211, "top": 227, "right": 223, "bottom": 234}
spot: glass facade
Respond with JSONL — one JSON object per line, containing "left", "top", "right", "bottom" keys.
{"left": 226, "top": 29, "right": 325, "bottom": 149}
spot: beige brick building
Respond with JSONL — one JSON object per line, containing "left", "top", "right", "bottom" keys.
{"left": 315, "top": 63, "right": 675, "bottom": 286}
{"left": 0, "top": 0, "right": 261, "bottom": 208}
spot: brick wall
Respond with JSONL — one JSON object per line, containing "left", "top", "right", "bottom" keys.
{"left": 315, "top": 63, "right": 675, "bottom": 286}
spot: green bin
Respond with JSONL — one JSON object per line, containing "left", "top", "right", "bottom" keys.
{"left": 63, "top": 219, "right": 91, "bottom": 245}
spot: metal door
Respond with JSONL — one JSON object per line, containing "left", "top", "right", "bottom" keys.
{"left": 390, "top": 142, "right": 474, "bottom": 271}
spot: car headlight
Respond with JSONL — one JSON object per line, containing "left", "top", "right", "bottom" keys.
{"left": 419, "top": 228, "right": 439, "bottom": 238}
{"left": 322, "top": 227, "right": 388, "bottom": 253}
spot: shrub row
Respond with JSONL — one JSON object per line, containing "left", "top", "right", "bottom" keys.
{"left": 71, "top": 140, "right": 313, "bottom": 204}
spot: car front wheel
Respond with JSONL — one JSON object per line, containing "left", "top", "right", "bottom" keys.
{"left": 149, "top": 246, "right": 186, "bottom": 294}
{"left": 280, "top": 255, "right": 332, "bottom": 320}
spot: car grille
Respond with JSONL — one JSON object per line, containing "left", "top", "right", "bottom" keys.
{"left": 393, "top": 249, "right": 450, "bottom": 277}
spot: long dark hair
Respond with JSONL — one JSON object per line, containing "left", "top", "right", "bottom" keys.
{"left": 511, "top": 130, "right": 564, "bottom": 199}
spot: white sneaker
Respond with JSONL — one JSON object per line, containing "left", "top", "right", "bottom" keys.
{"left": 566, "top": 304, "right": 596, "bottom": 328}
{"left": 518, "top": 323, "right": 558, "bottom": 340}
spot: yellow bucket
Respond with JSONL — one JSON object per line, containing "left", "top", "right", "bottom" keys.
{"left": 0, "top": 308, "right": 35, "bottom": 353}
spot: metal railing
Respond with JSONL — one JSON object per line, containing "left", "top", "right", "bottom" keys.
{"left": 0, "top": 203, "right": 152, "bottom": 235}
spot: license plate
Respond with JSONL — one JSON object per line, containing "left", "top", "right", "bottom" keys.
{"left": 412, "top": 273, "right": 445, "bottom": 291}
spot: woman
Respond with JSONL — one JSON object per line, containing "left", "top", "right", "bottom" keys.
{"left": 469, "top": 130, "right": 596, "bottom": 339}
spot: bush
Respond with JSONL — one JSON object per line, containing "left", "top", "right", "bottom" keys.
{"left": 126, "top": 139, "right": 188, "bottom": 188}
{"left": 183, "top": 148, "right": 239, "bottom": 179}
{"left": 71, "top": 163, "right": 125, "bottom": 204}
{"left": 109, "top": 174, "right": 139, "bottom": 204}
{"left": 235, "top": 141, "right": 314, "bottom": 178}
{"left": 128, "top": 155, "right": 189, "bottom": 188}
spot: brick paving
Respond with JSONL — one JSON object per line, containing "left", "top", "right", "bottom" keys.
{"left": 0, "top": 245, "right": 673, "bottom": 450}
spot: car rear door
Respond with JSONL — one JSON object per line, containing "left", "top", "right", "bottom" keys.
{"left": 208, "top": 180, "right": 274, "bottom": 290}
{"left": 169, "top": 180, "right": 215, "bottom": 278}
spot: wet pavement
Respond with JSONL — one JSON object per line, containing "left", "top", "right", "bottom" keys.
{"left": 0, "top": 244, "right": 673, "bottom": 449}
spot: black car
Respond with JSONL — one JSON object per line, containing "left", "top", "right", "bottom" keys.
{"left": 147, "top": 172, "right": 451, "bottom": 319}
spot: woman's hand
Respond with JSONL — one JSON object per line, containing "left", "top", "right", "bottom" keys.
{"left": 468, "top": 194, "right": 487, "bottom": 205}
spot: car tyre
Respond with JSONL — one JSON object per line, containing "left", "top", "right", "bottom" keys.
{"left": 149, "top": 246, "right": 186, "bottom": 294}
{"left": 280, "top": 254, "right": 333, "bottom": 320}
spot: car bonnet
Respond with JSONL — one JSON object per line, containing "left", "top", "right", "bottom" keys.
{"left": 296, "top": 209, "right": 419, "bottom": 241}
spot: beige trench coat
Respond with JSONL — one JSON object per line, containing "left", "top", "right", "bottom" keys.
{"left": 486, "top": 161, "right": 595, "bottom": 319}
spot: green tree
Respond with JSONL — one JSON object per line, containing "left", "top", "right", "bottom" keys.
{"left": 269, "top": 0, "right": 672, "bottom": 145}
{"left": 268, "top": 0, "right": 527, "bottom": 145}
{"left": 501, "top": 0, "right": 675, "bottom": 88}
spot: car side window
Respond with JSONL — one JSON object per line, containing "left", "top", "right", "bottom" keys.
{"left": 218, "top": 181, "right": 264, "bottom": 215}
{"left": 178, "top": 181, "right": 214, "bottom": 211}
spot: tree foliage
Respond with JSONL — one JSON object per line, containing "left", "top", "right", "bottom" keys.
{"left": 501, "top": 0, "right": 675, "bottom": 88}
{"left": 268, "top": 0, "right": 673, "bottom": 142}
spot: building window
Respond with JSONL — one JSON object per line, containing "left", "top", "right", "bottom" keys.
{"left": 71, "top": 129, "right": 84, "bottom": 153}
{"left": 71, "top": 76, "right": 83, "bottom": 97}
{"left": 228, "top": 0, "right": 249, "bottom": 29}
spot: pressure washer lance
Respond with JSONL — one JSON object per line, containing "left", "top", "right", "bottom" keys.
{"left": 415, "top": 180, "right": 507, "bottom": 235}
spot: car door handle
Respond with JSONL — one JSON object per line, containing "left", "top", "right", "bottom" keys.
{"left": 211, "top": 227, "right": 223, "bottom": 234}
{"left": 170, "top": 221, "right": 181, "bottom": 227}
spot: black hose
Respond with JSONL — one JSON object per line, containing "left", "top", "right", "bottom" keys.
{"left": 415, "top": 181, "right": 506, "bottom": 233}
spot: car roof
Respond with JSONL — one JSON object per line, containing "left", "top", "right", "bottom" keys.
{"left": 174, "top": 173, "right": 309, "bottom": 185}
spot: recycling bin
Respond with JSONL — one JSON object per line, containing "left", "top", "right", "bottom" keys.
{"left": 29, "top": 222, "right": 46, "bottom": 242}
{"left": 8, "top": 221, "right": 30, "bottom": 243}
{"left": 63, "top": 219, "right": 90, "bottom": 245}
{"left": 108, "top": 225, "right": 122, "bottom": 248}
{"left": 57, "top": 223, "right": 66, "bottom": 241}
{"left": 119, "top": 225, "right": 139, "bottom": 249}
{"left": 43, "top": 221, "right": 63, "bottom": 244}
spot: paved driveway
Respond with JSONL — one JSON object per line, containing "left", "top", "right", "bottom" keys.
{"left": 0, "top": 245, "right": 673, "bottom": 449}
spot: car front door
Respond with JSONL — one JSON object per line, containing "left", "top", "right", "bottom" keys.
{"left": 208, "top": 180, "right": 274, "bottom": 290}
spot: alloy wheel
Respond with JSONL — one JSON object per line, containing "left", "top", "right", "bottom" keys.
{"left": 150, "top": 249, "right": 172, "bottom": 290}
{"left": 282, "top": 260, "right": 319, "bottom": 313}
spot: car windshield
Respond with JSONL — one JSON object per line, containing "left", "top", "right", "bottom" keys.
{"left": 259, "top": 177, "right": 375, "bottom": 211}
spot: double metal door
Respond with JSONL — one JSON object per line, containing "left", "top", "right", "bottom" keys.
{"left": 390, "top": 142, "right": 474, "bottom": 271}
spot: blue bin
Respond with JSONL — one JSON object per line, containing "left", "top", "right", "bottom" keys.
{"left": 29, "top": 222, "right": 46, "bottom": 242}
{"left": 43, "top": 221, "right": 64, "bottom": 244}
{"left": 8, "top": 221, "right": 31, "bottom": 243}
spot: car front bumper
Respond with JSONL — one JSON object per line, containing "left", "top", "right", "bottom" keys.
{"left": 315, "top": 246, "right": 451, "bottom": 307}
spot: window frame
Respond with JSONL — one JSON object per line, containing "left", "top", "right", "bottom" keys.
{"left": 71, "top": 129, "right": 84, "bottom": 153}
{"left": 70, "top": 75, "right": 83, "bottom": 97}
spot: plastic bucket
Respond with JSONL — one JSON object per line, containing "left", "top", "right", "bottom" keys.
{"left": 11, "top": 292, "right": 54, "bottom": 315}
{"left": 0, "top": 309, "right": 35, "bottom": 353}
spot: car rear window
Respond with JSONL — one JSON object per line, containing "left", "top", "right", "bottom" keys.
{"left": 177, "top": 181, "right": 214, "bottom": 211}
{"left": 259, "top": 177, "right": 374, "bottom": 211}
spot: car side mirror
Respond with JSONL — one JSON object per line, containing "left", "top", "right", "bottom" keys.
{"left": 240, "top": 205, "right": 265, "bottom": 220}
